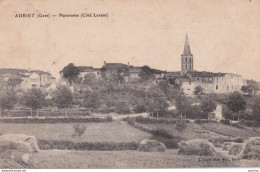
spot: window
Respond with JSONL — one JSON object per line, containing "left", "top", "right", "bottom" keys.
{"left": 185, "top": 58, "right": 187, "bottom": 63}
{"left": 197, "top": 77, "right": 199, "bottom": 81}
{"left": 32, "top": 84, "right": 36, "bottom": 88}
{"left": 216, "top": 85, "right": 218, "bottom": 90}
{"left": 97, "top": 72, "right": 100, "bottom": 75}
{"left": 216, "top": 77, "right": 218, "bottom": 82}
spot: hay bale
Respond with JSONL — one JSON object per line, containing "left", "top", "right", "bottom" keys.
{"left": 222, "top": 142, "right": 232, "bottom": 151}
{"left": 138, "top": 139, "right": 166, "bottom": 152}
{"left": 178, "top": 139, "right": 216, "bottom": 156}
{"left": 241, "top": 137, "right": 260, "bottom": 160}
{"left": 228, "top": 143, "right": 243, "bottom": 155}
{"left": 0, "top": 134, "right": 39, "bottom": 153}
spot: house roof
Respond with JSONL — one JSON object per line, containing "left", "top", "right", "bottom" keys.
{"left": 187, "top": 71, "right": 226, "bottom": 77}
{"left": 77, "top": 66, "right": 94, "bottom": 72}
{"left": 165, "top": 71, "right": 182, "bottom": 77}
{"left": 151, "top": 68, "right": 165, "bottom": 74}
{"left": 176, "top": 76, "right": 192, "bottom": 82}
{"left": 103, "top": 63, "right": 129, "bottom": 69}
{"left": 129, "top": 67, "right": 141, "bottom": 73}
{"left": 30, "top": 70, "right": 51, "bottom": 75}
{"left": 0, "top": 68, "right": 27, "bottom": 75}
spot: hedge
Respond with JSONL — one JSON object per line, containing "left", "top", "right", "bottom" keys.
{"left": 0, "top": 117, "right": 113, "bottom": 123}
{"left": 38, "top": 140, "right": 139, "bottom": 151}
{"left": 131, "top": 116, "right": 190, "bottom": 124}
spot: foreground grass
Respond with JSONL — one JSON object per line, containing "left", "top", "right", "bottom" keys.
{"left": 30, "top": 149, "right": 244, "bottom": 168}
{"left": 0, "top": 121, "right": 152, "bottom": 142}
{"left": 200, "top": 123, "right": 260, "bottom": 138}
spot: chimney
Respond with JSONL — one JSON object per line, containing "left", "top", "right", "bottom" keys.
{"left": 104, "top": 61, "right": 106, "bottom": 67}
{"left": 127, "top": 62, "right": 130, "bottom": 67}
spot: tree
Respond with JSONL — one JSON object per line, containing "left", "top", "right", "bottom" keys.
{"left": 157, "top": 81, "right": 180, "bottom": 102}
{"left": 138, "top": 65, "right": 155, "bottom": 81}
{"left": 72, "top": 123, "right": 86, "bottom": 148}
{"left": 145, "top": 85, "right": 169, "bottom": 118}
{"left": 7, "top": 77, "right": 22, "bottom": 91}
{"left": 227, "top": 92, "right": 246, "bottom": 121}
{"left": 52, "top": 86, "right": 73, "bottom": 115}
{"left": 61, "top": 63, "right": 80, "bottom": 85}
{"left": 194, "top": 85, "right": 203, "bottom": 95}
{"left": 250, "top": 96, "right": 260, "bottom": 127}
{"left": 82, "top": 91, "right": 101, "bottom": 113}
{"left": 0, "top": 91, "right": 17, "bottom": 117}
{"left": 200, "top": 96, "right": 216, "bottom": 119}
{"left": 22, "top": 88, "right": 47, "bottom": 116}
{"left": 241, "top": 80, "right": 259, "bottom": 96}
{"left": 175, "top": 92, "right": 191, "bottom": 118}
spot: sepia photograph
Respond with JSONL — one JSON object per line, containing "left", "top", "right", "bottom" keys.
{"left": 0, "top": 0, "right": 260, "bottom": 170}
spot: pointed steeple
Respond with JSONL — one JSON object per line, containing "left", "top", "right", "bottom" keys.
{"left": 183, "top": 33, "right": 191, "bottom": 55}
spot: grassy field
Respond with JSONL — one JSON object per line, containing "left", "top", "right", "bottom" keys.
{"left": 137, "top": 122, "right": 233, "bottom": 141}
{"left": 137, "top": 122, "right": 260, "bottom": 140}
{"left": 0, "top": 121, "right": 152, "bottom": 142}
{"left": 200, "top": 123, "right": 260, "bottom": 138}
{"left": 31, "top": 149, "right": 250, "bottom": 168}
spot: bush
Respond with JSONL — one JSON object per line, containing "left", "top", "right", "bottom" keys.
{"left": 114, "top": 101, "right": 131, "bottom": 114}
{"left": 137, "top": 139, "right": 166, "bottom": 152}
{"left": 178, "top": 139, "right": 216, "bottom": 156}
{"left": 151, "top": 129, "right": 174, "bottom": 139}
{"left": 38, "top": 140, "right": 139, "bottom": 151}
{"left": 175, "top": 119, "right": 187, "bottom": 132}
{"left": 239, "top": 120, "right": 254, "bottom": 127}
{"left": 220, "top": 119, "right": 231, "bottom": 125}
{"left": 134, "top": 116, "right": 190, "bottom": 124}
{"left": 222, "top": 142, "right": 232, "bottom": 151}
{"left": 150, "top": 135, "right": 182, "bottom": 149}
{"left": 195, "top": 119, "right": 217, "bottom": 124}
{"left": 234, "top": 137, "right": 244, "bottom": 143}
{"left": 106, "top": 116, "right": 113, "bottom": 121}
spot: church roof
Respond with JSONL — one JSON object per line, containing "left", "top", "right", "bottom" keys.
{"left": 183, "top": 33, "right": 191, "bottom": 55}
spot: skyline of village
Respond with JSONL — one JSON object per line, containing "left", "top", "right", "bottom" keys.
{"left": 1, "top": 0, "right": 260, "bottom": 82}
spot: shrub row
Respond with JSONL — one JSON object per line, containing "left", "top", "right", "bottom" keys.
{"left": 132, "top": 116, "right": 190, "bottom": 124}
{"left": 38, "top": 140, "right": 139, "bottom": 151}
{"left": 194, "top": 119, "right": 218, "bottom": 124}
{"left": 124, "top": 118, "right": 181, "bottom": 149}
{"left": 0, "top": 116, "right": 113, "bottom": 123}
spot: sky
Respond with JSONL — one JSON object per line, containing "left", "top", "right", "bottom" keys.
{"left": 0, "top": 0, "right": 260, "bottom": 80}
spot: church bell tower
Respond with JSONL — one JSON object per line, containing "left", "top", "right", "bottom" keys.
{"left": 181, "top": 33, "right": 193, "bottom": 75}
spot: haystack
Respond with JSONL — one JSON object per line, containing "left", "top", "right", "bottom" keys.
{"left": 241, "top": 137, "right": 260, "bottom": 160}
{"left": 0, "top": 134, "right": 39, "bottom": 153}
{"left": 138, "top": 139, "right": 166, "bottom": 152}
{"left": 0, "top": 134, "right": 39, "bottom": 168}
{"left": 178, "top": 139, "right": 216, "bottom": 156}
{"left": 228, "top": 143, "right": 243, "bottom": 155}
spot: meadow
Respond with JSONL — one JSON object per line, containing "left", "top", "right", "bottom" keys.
{"left": 0, "top": 121, "right": 152, "bottom": 143}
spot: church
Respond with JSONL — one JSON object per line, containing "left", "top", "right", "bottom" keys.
{"left": 165, "top": 34, "right": 245, "bottom": 95}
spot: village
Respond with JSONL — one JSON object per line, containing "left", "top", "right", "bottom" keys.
{"left": 0, "top": 35, "right": 259, "bottom": 168}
